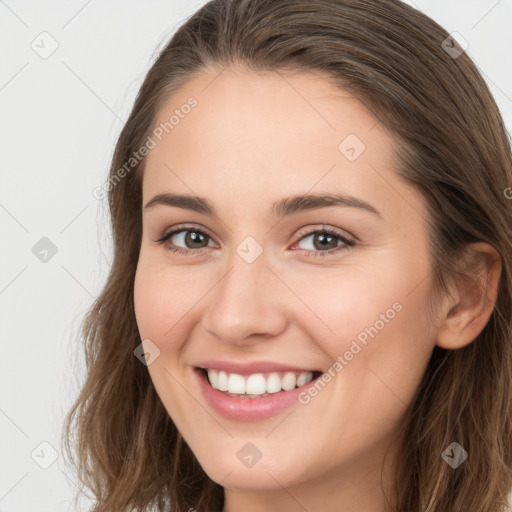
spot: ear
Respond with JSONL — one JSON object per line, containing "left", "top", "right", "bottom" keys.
{"left": 436, "top": 242, "right": 501, "bottom": 350}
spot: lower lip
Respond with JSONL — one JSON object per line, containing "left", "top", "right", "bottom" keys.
{"left": 194, "top": 367, "right": 319, "bottom": 422}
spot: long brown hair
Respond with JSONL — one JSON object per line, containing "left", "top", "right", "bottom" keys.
{"left": 63, "top": 1, "right": 512, "bottom": 510}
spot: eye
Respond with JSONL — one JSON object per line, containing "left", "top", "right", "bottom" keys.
{"left": 293, "top": 226, "right": 355, "bottom": 258}
{"left": 154, "top": 224, "right": 356, "bottom": 258}
{"left": 154, "top": 224, "right": 215, "bottom": 255}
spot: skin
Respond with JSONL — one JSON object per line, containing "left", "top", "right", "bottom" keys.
{"left": 133, "top": 64, "right": 501, "bottom": 512}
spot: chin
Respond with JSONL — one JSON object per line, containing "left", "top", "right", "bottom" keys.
{"left": 190, "top": 442, "right": 310, "bottom": 491}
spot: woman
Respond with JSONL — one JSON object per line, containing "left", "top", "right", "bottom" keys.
{"left": 63, "top": 0, "right": 512, "bottom": 511}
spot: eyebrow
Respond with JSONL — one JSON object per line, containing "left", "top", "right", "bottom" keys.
{"left": 144, "top": 192, "right": 381, "bottom": 218}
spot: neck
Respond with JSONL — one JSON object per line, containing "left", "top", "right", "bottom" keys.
{"left": 222, "top": 434, "right": 400, "bottom": 512}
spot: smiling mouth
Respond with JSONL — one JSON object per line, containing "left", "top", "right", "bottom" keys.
{"left": 198, "top": 367, "right": 323, "bottom": 398}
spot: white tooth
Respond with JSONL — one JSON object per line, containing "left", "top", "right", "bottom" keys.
{"left": 266, "top": 372, "right": 282, "bottom": 394}
{"left": 246, "top": 373, "right": 267, "bottom": 395}
{"left": 217, "top": 371, "right": 229, "bottom": 391}
{"left": 296, "top": 371, "right": 313, "bottom": 387}
{"left": 227, "top": 373, "right": 246, "bottom": 394}
{"left": 282, "top": 372, "right": 297, "bottom": 391}
{"left": 207, "top": 369, "right": 219, "bottom": 389}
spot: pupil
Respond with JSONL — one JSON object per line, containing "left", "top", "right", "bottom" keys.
{"left": 186, "top": 231, "right": 207, "bottom": 248}
{"left": 315, "top": 233, "right": 337, "bottom": 250}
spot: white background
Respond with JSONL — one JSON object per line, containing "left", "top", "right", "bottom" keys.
{"left": 1, "top": 1, "right": 511, "bottom": 510}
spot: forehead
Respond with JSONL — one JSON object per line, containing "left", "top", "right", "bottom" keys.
{"left": 149, "top": 65, "right": 386, "bottom": 161}
{"left": 142, "top": 66, "right": 421, "bottom": 223}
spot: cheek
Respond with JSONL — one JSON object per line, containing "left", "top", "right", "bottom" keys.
{"left": 133, "top": 260, "right": 208, "bottom": 427}
{"left": 133, "top": 259, "right": 200, "bottom": 343}
{"left": 133, "top": 264, "right": 165, "bottom": 340}
{"left": 295, "top": 255, "right": 435, "bottom": 385}
{"left": 289, "top": 264, "right": 408, "bottom": 342}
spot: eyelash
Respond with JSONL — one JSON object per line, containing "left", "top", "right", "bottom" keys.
{"left": 154, "top": 224, "right": 356, "bottom": 258}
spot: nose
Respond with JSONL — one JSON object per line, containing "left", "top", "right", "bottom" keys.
{"left": 201, "top": 249, "right": 288, "bottom": 346}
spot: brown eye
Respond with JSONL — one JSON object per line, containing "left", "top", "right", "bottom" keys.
{"left": 294, "top": 227, "right": 355, "bottom": 257}
{"left": 155, "top": 226, "right": 215, "bottom": 255}
{"left": 171, "top": 229, "right": 210, "bottom": 249}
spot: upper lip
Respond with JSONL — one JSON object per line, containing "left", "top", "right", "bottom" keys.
{"left": 195, "top": 359, "right": 320, "bottom": 376}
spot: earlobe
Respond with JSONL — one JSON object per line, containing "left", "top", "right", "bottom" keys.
{"left": 436, "top": 242, "right": 501, "bottom": 350}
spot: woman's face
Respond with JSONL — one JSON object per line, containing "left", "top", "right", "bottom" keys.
{"left": 134, "top": 66, "right": 440, "bottom": 506}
